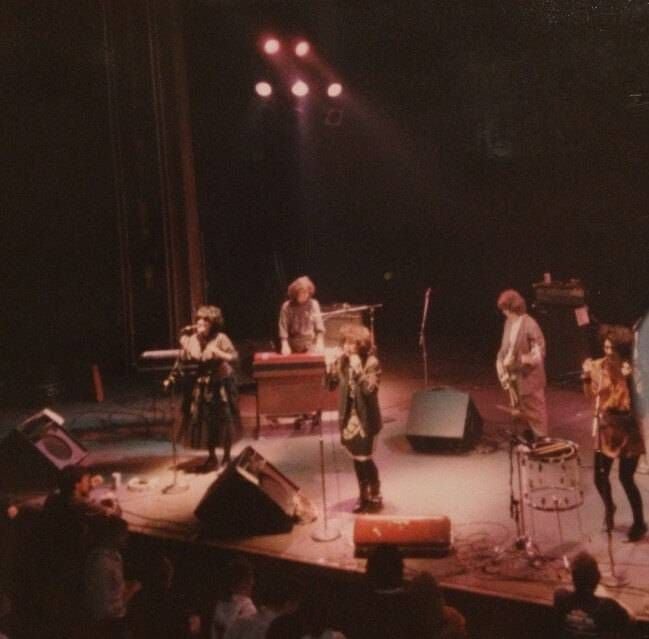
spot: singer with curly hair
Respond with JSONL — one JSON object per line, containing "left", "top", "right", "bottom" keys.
{"left": 582, "top": 326, "right": 646, "bottom": 541}
{"left": 327, "top": 324, "right": 383, "bottom": 513}
{"left": 166, "top": 305, "right": 238, "bottom": 470}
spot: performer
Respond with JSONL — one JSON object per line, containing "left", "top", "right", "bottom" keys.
{"left": 582, "top": 326, "right": 647, "bottom": 541}
{"left": 327, "top": 324, "right": 383, "bottom": 513}
{"left": 496, "top": 289, "right": 548, "bottom": 440}
{"left": 278, "top": 276, "right": 325, "bottom": 355}
{"left": 166, "top": 305, "right": 238, "bottom": 470}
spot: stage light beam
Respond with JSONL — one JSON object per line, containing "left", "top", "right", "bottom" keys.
{"left": 291, "top": 80, "right": 309, "bottom": 97}
{"left": 255, "top": 82, "right": 273, "bottom": 98}
{"left": 263, "top": 38, "right": 280, "bottom": 55}
{"left": 327, "top": 82, "right": 343, "bottom": 98}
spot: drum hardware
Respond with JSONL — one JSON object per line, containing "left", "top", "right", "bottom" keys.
{"left": 508, "top": 436, "right": 585, "bottom": 567}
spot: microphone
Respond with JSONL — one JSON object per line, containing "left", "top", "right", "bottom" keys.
{"left": 180, "top": 324, "right": 196, "bottom": 335}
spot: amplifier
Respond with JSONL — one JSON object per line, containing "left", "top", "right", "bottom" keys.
{"left": 533, "top": 280, "right": 585, "bottom": 307}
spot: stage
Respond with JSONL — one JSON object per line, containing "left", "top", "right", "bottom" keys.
{"left": 3, "top": 353, "right": 649, "bottom": 632}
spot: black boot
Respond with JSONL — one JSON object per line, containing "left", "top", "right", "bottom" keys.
{"left": 604, "top": 504, "right": 616, "bottom": 532}
{"left": 353, "top": 482, "right": 371, "bottom": 514}
{"left": 366, "top": 481, "right": 383, "bottom": 513}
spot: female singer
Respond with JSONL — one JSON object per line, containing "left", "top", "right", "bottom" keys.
{"left": 167, "top": 305, "right": 238, "bottom": 470}
{"left": 278, "top": 276, "right": 325, "bottom": 355}
{"left": 327, "top": 324, "right": 383, "bottom": 513}
{"left": 582, "top": 326, "right": 646, "bottom": 541}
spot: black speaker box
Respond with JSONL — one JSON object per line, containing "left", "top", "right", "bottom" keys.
{"left": 0, "top": 409, "right": 88, "bottom": 489}
{"left": 535, "top": 305, "right": 592, "bottom": 380}
{"left": 406, "top": 388, "right": 482, "bottom": 452}
{"left": 195, "top": 446, "right": 299, "bottom": 537}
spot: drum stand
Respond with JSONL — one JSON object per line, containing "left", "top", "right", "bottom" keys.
{"left": 508, "top": 436, "right": 538, "bottom": 557}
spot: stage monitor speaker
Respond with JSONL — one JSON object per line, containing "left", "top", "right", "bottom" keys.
{"left": 195, "top": 446, "right": 299, "bottom": 538}
{"left": 0, "top": 408, "right": 88, "bottom": 489}
{"left": 406, "top": 388, "right": 482, "bottom": 452}
{"left": 353, "top": 515, "right": 452, "bottom": 557}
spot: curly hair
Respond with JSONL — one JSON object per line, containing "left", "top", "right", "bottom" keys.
{"left": 497, "top": 289, "right": 527, "bottom": 315}
{"left": 194, "top": 305, "right": 224, "bottom": 335}
{"left": 339, "top": 323, "right": 373, "bottom": 358}
{"left": 600, "top": 324, "right": 634, "bottom": 361}
{"left": 287, "top": 276, "right": 315, "bottom": 302}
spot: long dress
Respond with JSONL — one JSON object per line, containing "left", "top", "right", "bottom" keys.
{"left": 175, "top": 332, "right": 238, "bottom": 451}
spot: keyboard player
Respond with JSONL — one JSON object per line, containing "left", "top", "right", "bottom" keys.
{"left": 278, "top": 275, "right": 325, "bottom": 356}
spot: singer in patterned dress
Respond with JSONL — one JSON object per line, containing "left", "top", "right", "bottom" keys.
{"left": 166, "top": 305, "right": 238, "bottom": 470}
{"left": 582, "top": 326, "right": 646, "bottom": 541}
{"left": 278, "top": 276, "right": 325, "bottom": 355}
{"left": 495, "top": 289, "right": 548, "bottom": 440}
{"left": 327, "top": 324, "right": 383, "bottom": 513}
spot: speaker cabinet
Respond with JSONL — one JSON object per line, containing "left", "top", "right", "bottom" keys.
{"left": 353, "top": 515, "right": 452, "bottom": 557}
{"left": 406, "top": 388, "right": 482, "bottom": 452}
{"left": 195, "top": 446, "right": 299, "bottom": 538}
{"left": 535, "top": 305, "right": 592, "bottom": 380}
{"left": 0, "top": 409, "right": 88, "bottom": 489}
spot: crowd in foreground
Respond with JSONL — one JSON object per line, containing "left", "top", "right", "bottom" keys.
{"left": 0, "top": 464, "right": 642, "bottom": 639}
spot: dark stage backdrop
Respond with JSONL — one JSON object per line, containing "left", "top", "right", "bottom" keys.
{"left": 3, "top": 0, "right": 649, "bottom": 401}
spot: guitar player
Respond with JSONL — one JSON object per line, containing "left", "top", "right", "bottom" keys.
{"left": 495, "top": 289, "right": 548, "bottom": 442}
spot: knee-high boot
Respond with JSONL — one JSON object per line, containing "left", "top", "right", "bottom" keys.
{"left": 353, "top": 460, "right": 370, "bottom": 514}
{"left": 365, "top": 459, "right": 383, "bottom": 513}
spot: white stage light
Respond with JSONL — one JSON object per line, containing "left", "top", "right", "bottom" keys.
{"left": 255, "top": 82, "right": 273, "bottom": 97}
{"left": 291, "top": 80, "right": 309, "bottom": 97}
{"left": 327, "top": 82, "right": 343, "bottom": 98}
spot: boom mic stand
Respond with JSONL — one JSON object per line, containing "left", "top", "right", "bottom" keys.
{"left": 162, "top": 365, "right": 188, "bottom": 495}
{"left": 418, "top": 288, "right": 432, "bottom": 387}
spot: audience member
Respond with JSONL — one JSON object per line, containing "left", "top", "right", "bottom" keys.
{"left": 405, "top": 571, "right": 466, "bottom": 639}
{"left": 553, "top": 551, "right": 633, "bottom": 638}
{"left": 81, "top": 513, "right": 141, "bottom": 638}
{"left": 211, "top": 556, "right": 257, "bottom": 639}
{"left": 358, "top": 544, "right": 410, "bottom": 639}
{"left": 266, "top": 581, "right": 346, "bottom": 639}
{"left": 224, "top": 573, "right": 301, "bottom": 639}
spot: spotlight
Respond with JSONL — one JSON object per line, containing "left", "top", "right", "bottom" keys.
{"left": 327, "top": 82, "right": 343, "bottom": 98}
{"left": 291, "top": 80, "right": 309, "bottom": 97}
{"left": 255, "top": 82, "right": 273, "bottom": 98}
{"left": 263, "top": 38, "right": 280, "bottom": 55}
{"left": 294, "top": 41, "right": 310, "bottom": 57}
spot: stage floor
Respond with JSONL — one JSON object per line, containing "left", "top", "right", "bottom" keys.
{"left": 3, "top": 358, "right": 649, "bottom": 624}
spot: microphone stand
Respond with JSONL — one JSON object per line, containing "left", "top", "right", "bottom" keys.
{"left": 162, "top": 358, "right": 189, "bottom": 495}
{"left": 311, "top": 413, "right": 341, "bottom": 542}
{"left": 418, "top": 288, "right": 432, "bottom": 387}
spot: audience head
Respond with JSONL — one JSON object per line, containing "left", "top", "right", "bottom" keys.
{"left": 261, "top": 572, "right": 302, "bottom": 614}
{"left": 570, "top": 551, "right": 601, "bottom": 594}
{"left": 57, "top": 465, "right": 92, "bottom": 500}
{"left": 225, "top": 555, "right": 254, "bottom": 597}
{"left": 365, "top": 544, "right": 404, "bottom": 591}
{"left": 407, "top": 571, "right": 446, "bottom": 633}
{"left": 88, "top": 513, "right": 129, "bottom": 549}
